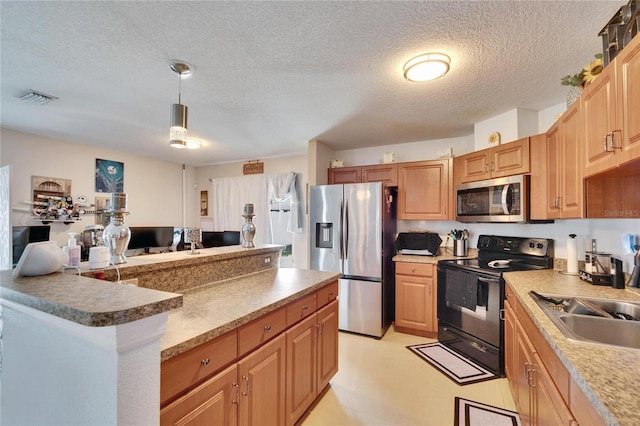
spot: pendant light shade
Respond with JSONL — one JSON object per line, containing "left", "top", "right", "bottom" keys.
{"left": 168, "top": 61, "right": 199, "bottom": 149}
{"left": 403, "top": 53, "right": 451, "bottom": 82}
{"left": 170, "top": 103, "right": 188, "bottom": 148}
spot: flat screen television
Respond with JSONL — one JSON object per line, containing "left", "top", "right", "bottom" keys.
{"left": 128, "top": 227, "right": 175, "bottom": 251}
{"left": 12, "top": 225, "right": 51, "bottom": 265}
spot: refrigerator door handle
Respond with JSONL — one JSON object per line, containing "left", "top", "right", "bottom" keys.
{"left": 339, "top": 199, "right": 344, "bottom": 261}
{"left": 344, "top": 197, "right": 349, "bottom": 260}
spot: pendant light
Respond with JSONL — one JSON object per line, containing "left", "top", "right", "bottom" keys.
{"left": 169, "top": 61, "right": 200, "bottom": 148}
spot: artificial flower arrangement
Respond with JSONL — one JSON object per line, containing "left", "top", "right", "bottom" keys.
{"left": 560, "top": 54, "right": 604, "bottom": 87}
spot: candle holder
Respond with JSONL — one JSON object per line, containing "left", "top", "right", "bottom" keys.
{"left": 103, "top": 193, "right": 131, "bottom": 264}
{"left": 242, "top": 203, "right": 256, "bottom": 248}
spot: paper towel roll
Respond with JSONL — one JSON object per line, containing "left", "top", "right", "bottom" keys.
{"left": 567, "top": 237, "right": 578, "bottom": 274}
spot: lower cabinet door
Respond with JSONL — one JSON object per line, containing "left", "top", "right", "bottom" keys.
{"left": 317, "top": 299, "right": 339, "bottom": 391}
{"left": 286, "top": 314, "right": 318, "bottom": 426}
{"left": 238, "top": 333, "right": 286, "bottom": 426}
{"left": 160, "top": 364, "right": 238, "bottom": 426}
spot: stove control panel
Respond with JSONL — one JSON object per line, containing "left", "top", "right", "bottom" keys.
{"left": 477, "top": 235, "right": 552, "bottom": 257}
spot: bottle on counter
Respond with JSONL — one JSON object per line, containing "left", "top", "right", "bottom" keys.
{"left": 63, "top": 232, "right": 81, "bottom": 267}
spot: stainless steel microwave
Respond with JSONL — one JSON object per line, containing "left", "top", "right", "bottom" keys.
{"left": 456, "top": 175, "right": 527, "bottom": 223}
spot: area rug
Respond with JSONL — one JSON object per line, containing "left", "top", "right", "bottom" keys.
{"left": 407, "top": 342, "right": 496, "bottom": 385}
{"left": 454, "top": 397, "right": 521, "bottom": 426}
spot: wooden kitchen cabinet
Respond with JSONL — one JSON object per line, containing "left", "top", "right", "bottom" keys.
{"left": 160, "top": 281, "right": 339, "bottom": 426}
{"left": 160, "top": 364, "right": 239, "bottom": 426}
{"left": 394, "top": 262, "right": 437, "bottom": 337}
{"left": 531, "top": 100, "right": 584, "bottom": 220}
{"left": 584, "top": 34, "right": 640, "bottom": 176}
{"left": 503, "top": 298, "right": 517, "bottom": 402}
{"left": 238, "top": 333, "right": 287, "bottom": 426}
{"left": 328, "top": 163, "right": 397, "bottom": 186}
{"left": 504, "top": 284, "right": 605, "bottom": 426}
{"left": 285, "top": 299, "right": 338, "bottom": 426}
{"left": 454, "top": 138, "right": 530, "bottom": 184}
{"left": 397, "top": 159, "right": 452, "bottom": 220}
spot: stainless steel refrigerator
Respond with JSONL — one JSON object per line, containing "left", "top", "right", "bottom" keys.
{"left": 309, "top": 182, "right": 396, "bottom": 338}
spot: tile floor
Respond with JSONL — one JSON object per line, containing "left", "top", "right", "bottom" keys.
{"left": 300, "top": 327, "right": 517, "bottom": 425}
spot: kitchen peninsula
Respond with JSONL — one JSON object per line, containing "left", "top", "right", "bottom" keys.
{"left": 0, "top": 245, "right": 340, "bottom": 426}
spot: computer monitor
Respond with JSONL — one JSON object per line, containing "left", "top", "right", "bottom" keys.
{"left": 12, "top": 225, "right": 51, "bottom": 265}
{"left": 127, "top": 227, "right": 175, "bottom": 251}
{"left": 201, "top": 230, "right": 240, "bottom": 248}
{"left": 223, "top": 231, "right": 241, "bottom": 246}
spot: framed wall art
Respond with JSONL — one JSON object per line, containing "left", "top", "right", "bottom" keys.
{"left": 95, "top": 158, "right": 124, "bottom": 193}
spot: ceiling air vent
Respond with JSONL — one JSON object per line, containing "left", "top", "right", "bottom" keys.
{"left": 16, "top": 90, "right": 58, "bottom": 105}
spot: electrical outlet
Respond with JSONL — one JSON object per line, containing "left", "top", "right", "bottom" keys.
{"left": 264, "top": 257, "right": 271, "bottom": 264}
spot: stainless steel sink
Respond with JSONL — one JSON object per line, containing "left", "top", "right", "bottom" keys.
{"left": 529, "top": 292, "right": 640, "bottom": 350}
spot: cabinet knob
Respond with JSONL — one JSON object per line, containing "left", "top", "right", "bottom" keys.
{"left": 302, "top": 305, "right": 309, "bottom": 310}
{"left": 201, "top": 358, "right": 210, "bottom": 366}
{"left": 411, "top": 267, "right": 416, "bottom": 272}
{"left": 328, "top": 291, "right": 334, "bottom": 296}
{"left": 264, "top": 325, "right": 272, "bottom": 332}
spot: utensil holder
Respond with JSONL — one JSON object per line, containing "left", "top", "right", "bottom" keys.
{"left": 454, "top": 239, "right": 468, "bottom": 257}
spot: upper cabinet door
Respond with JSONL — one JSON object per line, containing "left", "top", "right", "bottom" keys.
{"left": 361, "top": 164, "right": 398, "bottom": 186}
{"left": 616, "top": 34, "right": 640, "bottom": 166}
{"left": 583, "top": 60, "right": 618, "bottom": 176}
{"left": 328, "top": 166, "right": 360, "bottom": 184}
{"left": 398, "top": 159, "right": 451, "bottom": 220}
{"left": 454, "top": 150, "right": 491, "bottom": 183}
{"left": 490, "top": 138, "right": 530, "bottom": 178}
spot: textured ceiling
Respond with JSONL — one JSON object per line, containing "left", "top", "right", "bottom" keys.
{"left": 0, "top": 1, "right": 621, "bottom": 167}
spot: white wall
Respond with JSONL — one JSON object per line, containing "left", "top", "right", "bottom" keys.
{"left": 1, "top": 128, "right": 197, "bottom": 247}
{"left": 335, "top": 135, "right": 474, "bottom": 165}
{"left": 474, "top": 108, "right": 539, "bottom": 150}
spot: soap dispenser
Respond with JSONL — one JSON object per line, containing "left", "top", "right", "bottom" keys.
{"left": 64, "top": 232, "right": 81, "bottom": 267}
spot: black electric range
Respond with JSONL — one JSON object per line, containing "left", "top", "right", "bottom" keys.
{"left": 436, "top": 235, "right": 554, "bottom": 376}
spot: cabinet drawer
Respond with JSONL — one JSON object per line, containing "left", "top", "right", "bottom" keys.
{"left": 286, "top": 292, "right": 317, "bottom": 327}
{"left": 395, "top": 262, "right": 434, "bottom": 277}
{"left": 160, "top": 329, "right": 238, "bottom": 406}
{"left": 238, "top": 307, "right": 287, "bottom": 357}
{"left": 316, "top": 281, "right": 338, "bottom": 309}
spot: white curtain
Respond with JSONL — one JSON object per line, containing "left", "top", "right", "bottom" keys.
{"left": 211, "top": 172, "right": 301, "bottom": 246}
{"left": 211, "top": 174, "right": 269, "bottom": 244}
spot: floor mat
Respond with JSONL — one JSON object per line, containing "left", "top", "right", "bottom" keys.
{"left": 407, "top": 342, "right": 496, "bottom": 385}
{"left": 454, "top": 397, "right": 521, "bottom": 426}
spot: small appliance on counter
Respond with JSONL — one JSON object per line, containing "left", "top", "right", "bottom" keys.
{"left": 81, "top": 224, "right": 104, "bottom": 261}
{"left": 630, "top": 245, "right": 640, "bottom": 288}
{"left": 579, "top": 239, "right": 613, "bottom": 286}
{"left": 395, "top": 232, "right": 442, "bottom": 256}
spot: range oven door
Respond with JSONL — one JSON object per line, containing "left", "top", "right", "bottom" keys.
{"left": 437, "top": 265, "right": 505, "bottom": 374}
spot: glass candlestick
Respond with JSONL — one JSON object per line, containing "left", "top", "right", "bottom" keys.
{"left": 103, "top": 193, "right": 131, "bottom": 264}
{"left": 242, "top": 204, "right": 256, "bottom": 248}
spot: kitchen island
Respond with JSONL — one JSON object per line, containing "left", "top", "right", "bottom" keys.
{"left": 0, "top": 244, "right": 340, "bottom": 426}
{"left": 505, "top": 270, "right": 640, "bottom": 426}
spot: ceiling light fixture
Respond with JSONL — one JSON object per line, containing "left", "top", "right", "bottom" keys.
{"left": 403, "top": 53, "right": 451, "bottom": 82}
{"left": 169, "top": 61, "right": 198, "bottom": 149}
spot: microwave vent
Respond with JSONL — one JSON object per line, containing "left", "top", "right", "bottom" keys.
{"left": 16, "top": 90, "right": 58, "bottom": 105}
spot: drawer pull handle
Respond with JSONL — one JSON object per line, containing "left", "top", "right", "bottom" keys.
{"left": 201, "top": 358, "right": 210, "bottom": 366}
{"left": 302, "top": 305, "right": 309, "bottom": 310}
{"left": 264, "top": 325, "right": 272, "bottom": 332}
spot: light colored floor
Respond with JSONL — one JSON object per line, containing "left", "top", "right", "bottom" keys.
{"left": 300, "top": 327, "right": 517, "bottom": 426}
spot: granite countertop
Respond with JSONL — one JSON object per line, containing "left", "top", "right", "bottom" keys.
{"left": 78, "top": 244, "right": 283, "bottom": 276}
{"left": 160, "top": 268, "right": 340, "bottom": 361}
{"left": 0, "top": 269, "right": 182, "bottom": 327}
{"left": 504, "top": 270, "right": 640, "bottom": 426}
